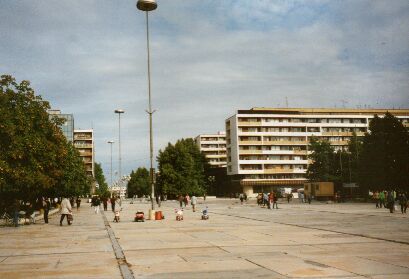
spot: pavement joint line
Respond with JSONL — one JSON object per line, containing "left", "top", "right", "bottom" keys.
{"left": 0, "top": 257, "right": 8, "bottom": 264}
{"left": 101, "top": 211, "right": 135, "bottom": 279}
{"left": 0, "top": 250, "right": 114, "bottom": 258}
{"left": 210, "top": 211, "right": 409, "bottom": 246}
{"left": 357, "top": 255, "right": 409, "bottom": 271}
{"left": 244, "top": 258, "right": 289, "bottom": 278}
{"left": 288, "top": 206, "right": 408, "bottom": 219}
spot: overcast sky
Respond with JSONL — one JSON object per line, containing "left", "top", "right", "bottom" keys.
{"left": 1, "top": 0, "right": 408, "bottom": 181}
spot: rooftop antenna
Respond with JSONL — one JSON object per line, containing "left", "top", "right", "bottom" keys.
{"left": 285, "top": 97, "right": 289, "bottom": 108}
{"left": 340, "top": 99, "right": 348, "bottom": 108}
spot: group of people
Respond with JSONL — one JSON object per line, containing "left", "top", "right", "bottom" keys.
{"left": 256, "top": 192, "right": 279, "bottom": 209}
{"left": 177, "top": 194, "right": 198, "bottom": 212}
{"left": 371, "top": 190, "right": 408, "bottom": 214}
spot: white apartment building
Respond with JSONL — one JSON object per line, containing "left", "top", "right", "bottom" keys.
{"left": 195, "top": 132, "right": 227, "bottom": 168}
{"left": 226, "top": 108, "right": 409, "bottom": 196}
{"left": 73, "top": 129, "right": 94, "bottom": 178}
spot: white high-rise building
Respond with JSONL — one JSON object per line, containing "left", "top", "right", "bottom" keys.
{"left": 195, "top": 132, "right": 227, "bottom": 168}
{"left": 226, "top": 108, "right": 409, "bottom": 196}
{"left": 73, "top": 129, "right": 94, "bottom": 178}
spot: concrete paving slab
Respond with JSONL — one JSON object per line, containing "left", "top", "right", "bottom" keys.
{"left": 0, "top": 252, "right": 121, "bottom": 279}
{"left": 308, "top": 255, "right": 409, "bottom": 276}
{"left": 245, "top": 254, "right": 355, "bottom": 278}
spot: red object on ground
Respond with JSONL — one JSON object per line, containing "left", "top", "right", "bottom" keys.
{"left": 155, "top": 211, "right": 162, "bottom": 220}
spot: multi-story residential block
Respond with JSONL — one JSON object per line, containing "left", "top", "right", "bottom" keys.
{"left": 48, "top": 109, "right": 74, "bottom": 142}
{"left": 195, "top": 132, "right": 227, "bottom": 168}
{"left": 226, "top": 108, "right": 409, "bottom": 196}
{"left": 73, "top": 129, "right": 94, "bottom": 178}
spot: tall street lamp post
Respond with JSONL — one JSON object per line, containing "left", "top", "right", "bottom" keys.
{"left": 114, "top": 109, "right": 125, "bottom": 187}
{"left": 107, "top": 140, "right": 114, "bottom": 186}
{"left": 137, "top": 0, "right": 157, "bottom": 211}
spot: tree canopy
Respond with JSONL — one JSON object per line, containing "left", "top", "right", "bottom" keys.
{"left": 0, "top": 74, "right": 90, "bottom": 203}
{"left": 94, "top": 162, "right": 109, "bottom": 197}
{"left": 156, "top": 138, "right": 208, "bottom": 197}
{"left": 358, "top": 113, "right": 409, "bottom": 191}
{"left": 306, "top": 137, "right": 339, "bottom": 182}
{"left": 127, "top": 167, "right": 150, "bottom": 198}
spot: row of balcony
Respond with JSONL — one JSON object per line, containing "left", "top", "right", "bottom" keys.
{"left": 74, "top": 144, "right": 93, "bottom": 148}
{"left": 238, "top": 140, "right": 349, "bottom": 145}
{"left": 239, "top": 150, "right": 307, "bottom": 155}
{"left": 239, "top": 168, "right": 307, "bottom": 174}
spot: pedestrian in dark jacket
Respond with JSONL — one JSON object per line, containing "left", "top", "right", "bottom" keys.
{"left": 43, "top": 197, "right": 51, "bottom": 224}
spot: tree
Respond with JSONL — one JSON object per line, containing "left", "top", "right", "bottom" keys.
{"left": 306, "top": 137, "right": 339, "bottom": 182}
{"left": 0, "top": 74, "right": 90, "bottom": 204}
{"left": 157, "top": 138, "right": 208, "bottom": 197}
{"left": 346, "top": 132, "right": 363, "bottom": 183}
{"left": 94, "top": 162, "right": 109, "bottom": 197}
{"left": 358, "top": 113, "right": 409, "bottom": 192}
{"left": 127, "top": 167, "right": 150, "bottom": 198}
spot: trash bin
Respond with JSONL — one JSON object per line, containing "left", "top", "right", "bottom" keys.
{"left": 155, "top": 211, "right": 162, "bottom": 220}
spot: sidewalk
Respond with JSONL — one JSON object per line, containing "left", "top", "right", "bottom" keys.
{"left": 1, "top": 199, "right": 409, "bottom": 278}
{"left": 0, "top": 205, "right": 121, "bottom": 279}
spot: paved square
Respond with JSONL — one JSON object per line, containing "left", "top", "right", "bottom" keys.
{"left": 1, "top": 198, "right": 408, "bottom": 278}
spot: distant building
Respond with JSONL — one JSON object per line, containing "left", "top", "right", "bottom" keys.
{"left": 226, "top": 107, "right": 409, "bottom": 196}
{"left": 48, "top": 109, "right": 74, "bottom": 142}
{"left": 73, "top": 129, "right": 94, "bottom": 178}
{"left": 195, "top": 132, "right": 227, "bottom": 168}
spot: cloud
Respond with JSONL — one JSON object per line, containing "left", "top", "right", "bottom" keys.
{"left": 1, "top": 0, "right": 408, "bottom": 179}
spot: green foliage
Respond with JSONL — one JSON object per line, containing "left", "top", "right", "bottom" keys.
{"left": 127, "top": 167, "right": 150, "bottom": 198}
{"left": 306, "top": 137, "right": 339, "bottom": 182}
{"left": 0, "top": 74, "right": 90, "bottom": 202}
{"left": 94, "top": 162, "right": 109, "bottom": 197}
{"left": 358, "top": 113, "right": 409, "bottom": 191}
{"left": 157, "top": 138, "right": 208, "bottom": 196}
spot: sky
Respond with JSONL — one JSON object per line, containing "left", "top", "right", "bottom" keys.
{"left": 1, "top": 0, "right": 408, "bottom": 182}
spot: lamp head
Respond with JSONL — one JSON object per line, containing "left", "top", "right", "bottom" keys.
{"left": 107, "top": 140, "right": 114, "bottom": 144}
{"left": 114, "top": 109, "right": 125, "bottom": 114}
{"left": 137, "top": 0, "right": 157, "bottom": 11}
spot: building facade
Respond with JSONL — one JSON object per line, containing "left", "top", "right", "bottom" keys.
{"left": 73, "top": 129, "right": 94, "bottom": 178}
{"left": 226, "top": 108, "right": 409, "bottom": 196}
{"left": 48, "top": 109, "right": 74, "bottom": 142}
{"left": 195, "top": 132, "right": 227, "bottom": 168}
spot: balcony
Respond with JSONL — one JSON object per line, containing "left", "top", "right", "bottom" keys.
{"left": 321, "top": 132, "right": 365, "bottom": 136}
{"left": 74, "top": 143, "right": 93, "bottom": 148}
{"left": 263, "top": 169, "right": 306, "bottom": 174}
{"left": 239, "top": 141, "right": 262, "bottom": 145}
{"left": 238, "top": 121, "right": 262, "bottom": 126}
{"left": 239, "top": 150, "right": 263, "bottom": 155}
{"left": 262, "top": 141, "right": 306, "bottom": 145}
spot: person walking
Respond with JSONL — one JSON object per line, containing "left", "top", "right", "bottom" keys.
{"left": 273, "top": 192, "right": 279, "bottom": 209}
{"left": 387, "top": 191, "right": 395, "bottom": 213}
{"left": 178, "top": 194, "right": 183, "bottom": 208}
{"left": 239, "top": 193, "right": 244, "bottom": 205}
{"left": 287, "top": 193, "right": 293, "bottom": 203}
{"left": 76, "top": 197, "right": 81, "bottom": 210}
{"left": 379, "top": 191, "right": 385, "bottom": 208}
{"left": 373, "top": 191, "right": 380, "bottom": 208}
{"left": 268, "top": 192, "right": 274, "bottom": 210}
{"left": 43, "top": 197, "right": 50, "bottom": 224}
{"left": 102, "top": 197, "right": 108, "bottom": 211}
{"left": 263, "top": 193, "right": 268, "bottom": 208}
{"left": 111, "top": 196, "right": 116, "bottom": 212}
{"left": 60, "top": 197, "right": 72, "bottom": 226}
{"left": 13, "top": 199, "right": 20, "bottom": 227}
{"left": 399, "top": 193, "right": 407, "bottom": 214}
{"left": 191, "top": 195, "right": 197, "bottom": 212}
{"left": 184, "top": 194, "right": 190, "bottom": 208}
{"left": 91, "top": 196, "right": 100, "bottom": 214}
